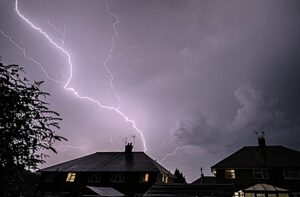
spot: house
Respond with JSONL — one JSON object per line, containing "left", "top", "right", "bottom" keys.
{"left": 192, "top": 175, "right": 216, "bottom": 185}
{"left": 144, "top": 167, "right": 233, "bottom": 197}
{"left": 210, "top": 135, "right": 300, "bottom": 197}
{"left": 191, "top": 167, "right": 216, "bottom": 185}
{"left": 37, "top": 143, "right": 175, "bottom": 197}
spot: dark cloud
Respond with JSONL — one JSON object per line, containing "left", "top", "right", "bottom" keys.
{"left": 171, "top": 83, "right": 299, "bottom": 163}
{"left": 232, "top": 84, "right": 289, "bottom": 133}
{"left": 172, "top": 112, "right": 219, "bottom": 148}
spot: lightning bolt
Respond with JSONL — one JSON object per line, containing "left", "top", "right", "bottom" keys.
{"left": 0, "top": 29, "right": 61, "bottom": 83}
{"left": 159, "top": 146, "right": 188, "bottom": 163}
{"left": 39, "top": 1, "right": 70, "bottom": 47}
{"left": 12, "top": 0, "right": 147, "bottom": 151}
{"left": 103, "top": 0, "right": 122, "bottom": 109}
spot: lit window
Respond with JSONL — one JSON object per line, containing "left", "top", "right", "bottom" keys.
{"left": 278, "top": 194, "right": 289, "bottom": 197}
{"left": 284, "top": 168, "right": 300, "bottom": 179}
{"left": 66, "top": 172, "right": 76, "bottom": 182}
{"left": 225, "top": 169, "right": 235, "bottom": 179}
{"left": 140, "top": 173, "right": 149, "bottom": 183}
{"left": 234, "top": 191, "right": 244, "bottom": 197}
{"left": 44, "top": 174, "right": 55, "bottom": 182}
{"left": 111, "top": 174, "right": 125, "bottom": 183}
{"left": 253, "top": 169, "right": 269, "bottom": 179}
{"left": 245, "top": 193, "right": 255, "bottom": 197}
{"left": 256, "top": 193, "right": 265, "bottom": 197}
{"left": 212, "top": 169, "right": 217, "bottom": 175}
{"left": 161, "top": 174, "right": 168, "bottom": 183}
{"left": 88, "top": 174, "right": 101, "bottom": 183}
{"left": 144, "top": 173, "right": 149, "bottom": 182}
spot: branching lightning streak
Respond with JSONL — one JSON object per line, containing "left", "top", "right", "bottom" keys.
{"left": 0, "top": 29, "right": 61, "bottom": 83}
{"left": 159, "top": 146, "right": 188, "bottom": 163}
{"left": 14, "top": 0, "right": 146, "bottom": 151}
{"left": 39, "top": 1, "right": 69, "bottom": 47}
{"left": 103, "top": 0, "right": 121, "bottom": 109}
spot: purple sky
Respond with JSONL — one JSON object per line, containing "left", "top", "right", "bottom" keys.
{"left": 1, "top": 0, "right": 300, "bottom": 182}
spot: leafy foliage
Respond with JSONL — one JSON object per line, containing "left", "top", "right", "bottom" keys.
{"left": 0, "top": 61, "right": 66, "bottom": 195}
{"left": 174, "top": 168, "right": 186, "bottom": 183}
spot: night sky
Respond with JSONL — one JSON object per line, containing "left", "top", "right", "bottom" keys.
{"left": 1, "top": 0, "right": 300, "bottom": 182}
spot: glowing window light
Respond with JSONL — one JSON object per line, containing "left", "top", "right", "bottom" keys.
{"left": 66, "top": 172, "right": 76, "bottom": 182}
{"left": 144, "top": 173, "right": 149, "bottom": 182}
{"left": 225, "top": 169, "right": 235, "bottom": 179}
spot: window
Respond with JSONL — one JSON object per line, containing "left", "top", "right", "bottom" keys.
{"left": 66, "top": 172, "right": 76, "bottom": 182}
{"left": 253, "top": 169, "right": 269, "bottom": 179}
{"left": 161, "top": 174, "right": 169, "bottom": 183}
{"left": 278, "top": 194, "right": 289, "bottom": 197}
{"left": 140, "top": 173, "right": 149, "bottom": 183}
{"left": 234, "top": 191, "right": 244, "bottom": 197}
{"left": 225, "top": 169, "right": 235, "bottom": 179}
{"left": 256, "top": 193, "right": 265, "bottom": 197}
{"left": 44, "top": 174, "right": 55, "bottom": 182}
{"left": 284, "top": 168, "right": 300, "bottom": 179}
{"left": 245, "top": 193, "right": 255, "bottom": 197}
{"left": 88, "top": 174, "right": 101, "bottom": 183}
{"left": 111, "top": 174, "right": 125, "bottom": 183}
{"left": 212, "top": 169, "right": 217, "bottom": 175}
{"left": 290, "top": 193, "right": 300, "bottom": 197}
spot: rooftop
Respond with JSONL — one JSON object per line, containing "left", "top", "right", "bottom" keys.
{"left": 192, "top": 176, "right": 216, "bottom": 184}
{"left": 40, "top": 151, "right": 171, "bottom": 174}
{"left": 212, "top": 145, "right": 300, "bottom": 169}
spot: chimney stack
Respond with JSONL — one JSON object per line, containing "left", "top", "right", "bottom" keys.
{"left": 125, "top": 142, "right": 133, "bottom": 153}
{"left": 258, "top": 135, "right": 266, "bottom": 147}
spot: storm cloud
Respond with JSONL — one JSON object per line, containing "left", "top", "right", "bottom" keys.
{"left": 1, "top": 0, "right": 300, "bottom": 181}
{"left": 172, "top": 84, "right": 296, "bottom": 150}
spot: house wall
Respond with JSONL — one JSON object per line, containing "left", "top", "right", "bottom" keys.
{"left": 38, "top": 171, "right": 173, "bottom": 197}
{"left": 215, "top": 168, "right": 300, "bottom": 192}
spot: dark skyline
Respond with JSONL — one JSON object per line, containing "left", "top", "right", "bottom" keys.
{"left": 1, "top": 0, "right": 300, "bottom": 182}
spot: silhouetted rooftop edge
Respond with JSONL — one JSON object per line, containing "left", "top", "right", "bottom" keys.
{"left": 40, "top": 151, "right": 172, "bottom": 175}
{"left": 212, "top": 145, "right": 300, "bottom": 169}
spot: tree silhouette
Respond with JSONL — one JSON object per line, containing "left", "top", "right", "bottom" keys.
{"left": 0, "top": 60, "right": 66, "bottom": 196}
{"left": 174, "top": 168, "right": 186, "bottom": 183}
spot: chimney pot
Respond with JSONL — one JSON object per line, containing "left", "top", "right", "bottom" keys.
{"left": 258, "top": 135, "right": 266, "bottom": 147}
{"left": 125, "top": 142, "right": 133, "bottom": 153}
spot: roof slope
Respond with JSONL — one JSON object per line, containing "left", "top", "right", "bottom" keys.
{"left": 192, "top": 176, "right": 216, "bottom": 184}
{"left": 212, "top": 146, "right": 300, "bottom": 169}
{"left": 243, "top": 183, "right": 288, "bottom": 192}
{"left": 86, "top": 186, "right": 125, "bottom": 196}
{"left": 40, "top": 152, "right": 170, "bottom": 173}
